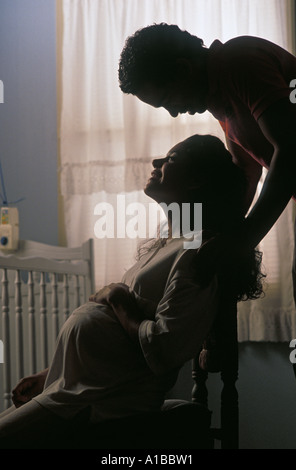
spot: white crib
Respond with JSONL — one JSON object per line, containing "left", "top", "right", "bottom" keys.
{"left": 0, "top": 239, "right": 95, "bottom": 412}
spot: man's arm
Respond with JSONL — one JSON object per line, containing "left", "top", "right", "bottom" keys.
{"left": 226, "top": 137, "right": 262, "bottom": 214}
{"left": 245, "top": 98, "right": 296, "bottom": 248}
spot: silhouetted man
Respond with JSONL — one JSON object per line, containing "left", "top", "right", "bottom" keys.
{"left": 119, "top": 23, "right": 296, "bottom": 300}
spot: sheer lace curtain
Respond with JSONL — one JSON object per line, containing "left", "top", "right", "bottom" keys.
{"left": 57, "top": 0, "right": 296, "bottom": 341}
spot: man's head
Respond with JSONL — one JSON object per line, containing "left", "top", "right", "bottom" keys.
{"left": 118, "top": 23, "right": 208, "bottom": 116}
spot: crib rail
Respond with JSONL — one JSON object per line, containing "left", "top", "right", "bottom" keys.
{"left": 0, "top": 239, "right": 94, "bottom": 411}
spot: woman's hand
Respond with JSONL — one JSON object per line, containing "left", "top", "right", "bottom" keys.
{"left": 90, "top": 283, "right": 144, "bottom": 344}
{"left": 12, "top": 368, "right": 49, "bottom": 408}
{"left": 89, "top": 283, "right": 132, "bottom": 306}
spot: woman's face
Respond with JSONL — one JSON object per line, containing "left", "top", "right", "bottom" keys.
{"left": 144, "top": 140, "right": 202, "bottom": 204}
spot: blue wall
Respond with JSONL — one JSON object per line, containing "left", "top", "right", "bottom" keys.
{"left": 0, "top": 0, "right": 58, "bottom": 245}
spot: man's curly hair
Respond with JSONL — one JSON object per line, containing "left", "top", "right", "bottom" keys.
{"left": 118, "top": 23, "right": 205, "bottom": 94}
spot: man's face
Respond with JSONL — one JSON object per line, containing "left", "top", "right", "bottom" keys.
{"left": 135, "top": 77, "right": 208, "bottom": 117}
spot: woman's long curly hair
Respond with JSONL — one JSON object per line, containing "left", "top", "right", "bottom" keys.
{"left": 138, "top": 134, "right": 266, "bottom": 302}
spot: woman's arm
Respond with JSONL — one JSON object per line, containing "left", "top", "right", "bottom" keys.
{"left": 90, "top": 257, "right": 218, "bottom": 376}
{"left": 138, "top": 268, "right": 219, "bottom": 375}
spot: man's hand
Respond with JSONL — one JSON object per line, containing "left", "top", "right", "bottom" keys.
{"left": 12, "top": 369, "right": 49, "bottom": 408}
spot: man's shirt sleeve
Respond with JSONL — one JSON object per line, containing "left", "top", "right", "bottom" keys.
{"left": 228, "top": 46, "right": 292, "bottom": 121}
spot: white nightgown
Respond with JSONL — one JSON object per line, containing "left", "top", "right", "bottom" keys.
{"left": 33, "top": 235, "right": 219, "bottom": 423}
